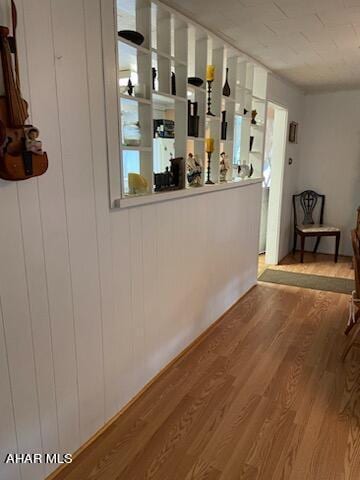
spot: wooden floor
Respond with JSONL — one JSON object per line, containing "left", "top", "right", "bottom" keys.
{"left": 54, "top": 268, "right": 360, "bottom": 480}
{"left": 259, "top": 251, "right": 353, "bottom": 279}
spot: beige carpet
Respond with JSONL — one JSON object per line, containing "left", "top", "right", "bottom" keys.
{"left": 258, "top": 268, "right": 355, "bottom": 294}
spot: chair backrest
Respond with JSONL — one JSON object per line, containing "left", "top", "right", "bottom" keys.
{"left": 293, "top": 190, "right": 325, "bottom": 227}
{"left": 351, "top": 229, "right": 360, "bottom": 299}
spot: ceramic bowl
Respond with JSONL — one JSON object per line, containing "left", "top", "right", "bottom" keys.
{"left": 118, "top": 30, "right": 144, "bottom": 46}
{"left": 188, "top": 77, "right": 204, "bottom": 87}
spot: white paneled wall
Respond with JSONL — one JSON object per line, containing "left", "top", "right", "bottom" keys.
{"left": 0, "top": 1, "right": 262, "bottom": 480}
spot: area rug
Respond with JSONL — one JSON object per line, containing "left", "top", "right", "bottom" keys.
{"left": 258, "top": 268, "right": 355, "bottom": 295}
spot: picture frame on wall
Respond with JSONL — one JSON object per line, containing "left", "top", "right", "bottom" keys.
{"left": 289, "top": 121, "right": 298, "bottom": 143}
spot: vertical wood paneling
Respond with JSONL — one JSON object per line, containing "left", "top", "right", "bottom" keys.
{"left": 111, "top": 210, "right": 137, "bottom": 405}
{"left": 17, "top": 181, "right": 60, "bottom": 476}
{"left": 0, "top": 0, "right": 263, "bottom": 478}
{"left": 51, "top": 0, "right": 105, "bottom": 442}
{"left": 0, "top": 299, "right": 21, "bottom": 480}
{"left": 141, "top": 205, "right": 160, "bottom": 382}
{"left": 15, "top": 2, "right": 59, "bottom": 475}
{"left": 0, "top": 184, "right": 44, "bottom": 480}
{"left": 129, "top": 209, "right": 147, "bottom": 391}
{"left": 83, "top": 0, "right": 115, "bottom": 422}
{"left": 20, "top": 0, "right": 80, "bottom": 455}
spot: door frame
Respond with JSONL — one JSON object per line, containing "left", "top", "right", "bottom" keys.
{"left": 264, "top": 101, "right": 288, "bottom": 265}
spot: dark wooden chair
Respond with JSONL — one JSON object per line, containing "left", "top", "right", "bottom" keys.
{"left": 342, "top": 229, "right": 360, "bottom": 360}
{"left": 292, "top": 190, "right": 340, "bottom": 263}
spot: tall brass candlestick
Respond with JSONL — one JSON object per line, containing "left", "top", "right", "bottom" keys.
{"left": 205, "top": 138, "right": 215, "bottom": 184}
{"left": 206, "top": 65, "right": 215, "bottom": 116}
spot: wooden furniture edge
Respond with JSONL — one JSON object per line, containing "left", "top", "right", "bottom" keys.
{"left": 46, "top": 282, "right": 257, "bottom": 480}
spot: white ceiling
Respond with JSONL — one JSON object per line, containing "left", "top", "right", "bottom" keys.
{"left": 161, "top": 0, "right": 360, "bottom": 92}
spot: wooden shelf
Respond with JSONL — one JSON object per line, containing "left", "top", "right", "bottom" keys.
{"left": 251, "top": 123, "right": 264, "bottom": 130}
{"left": 205, "top": 115, "right": 221, "bottom": 121}
{"left": 222, "top": 96, "right": 236, "bottom": 102}
{"left": 121, "top": 145, "right": 152, "bottom": 152}
{"left": 118, "top": 37, "right": 151, "bottom": 55}
{"left": 107, "top": 0, "right": 269, "bottom": 207}
{"left": 152, "top": 48, "right": 187, "bottom": 66}
{"left": 252, "top": 95, "right": 266, "bottom": 103}
{"left": 153, "top": 91, "right": 187, "bottom": 104}
{"left": 187, "top": 83, "right": 206, "bottom": 94}
{"left": 119, "top": 93, "right": 151, "bottom": 105}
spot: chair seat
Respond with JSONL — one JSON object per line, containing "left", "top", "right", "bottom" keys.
{"left": 297, "top": 224, "right": 340, "bottom": 234}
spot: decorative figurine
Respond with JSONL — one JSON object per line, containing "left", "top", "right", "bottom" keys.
{"left": 205, "top": 137, "right": 215, "bottom": 184}
{"left": 127, "top": 78, "right": 134, "bottom": 96}
{"left": 152, "top": 67, "right": 157, "bottom": 91}
{"left": 128, "top": 172, "right": 148, "bottom": 194}
{"left": 251, "top": 109, "right": 257, "bottom": 125}
{"left": 25, "top": 127, "right": 43, "bottom": 155}
{"left": 219, "top": 152, "right": 230, "bottom": 182}
{"left": 222, "top": 67, "right": 231, "bottom": 97}
{"left": 187, "top": 153, "right": 202, "bottom": 187}
{"left": 206, "top": 65, "right": 215, "bottom": 116}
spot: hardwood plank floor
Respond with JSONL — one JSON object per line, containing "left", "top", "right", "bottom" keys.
{"left": 54, "top": 282, "right": 360, "bottom": 480}
{"left": 258, "top": 252, "right": 353, "bottom": 279}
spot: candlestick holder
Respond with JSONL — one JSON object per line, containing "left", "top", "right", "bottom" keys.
{"left": 206, "top": 80, "right": 215, "bottom": 116}
{"left": 205, "top": 151, "right": 214, "bottom": 184}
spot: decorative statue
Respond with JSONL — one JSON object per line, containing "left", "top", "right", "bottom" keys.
{"left": 219, "top": 152, "right": 230, "bottom": 182}
{"left": 251, "top": 109, "right": 258, "bottom": 125}
{"left": 127, "top": 78, "right": 134, "bottom": 96}
{"left": 25, "top": 127, "right": 43, "bottom": 155}
{"left": 128, "top": 172, "right": 148, "bottom": 194}
{"left": 186, "top": 153, "right": 202, "bottom": 187}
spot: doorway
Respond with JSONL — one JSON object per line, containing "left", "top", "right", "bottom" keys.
{"left": 259, "top": 102, "right": 288, "bottom": 273}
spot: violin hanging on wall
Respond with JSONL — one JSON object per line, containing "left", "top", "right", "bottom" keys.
{"left": 0, "top": 0, "right": 48, "bottom": 181}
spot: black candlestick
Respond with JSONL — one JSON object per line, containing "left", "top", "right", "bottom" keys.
{"left": 205, "top": 152, "right": 214, "bottom": 184}
{"left": 206, "top": 80, "right": 215, "bottom": 116}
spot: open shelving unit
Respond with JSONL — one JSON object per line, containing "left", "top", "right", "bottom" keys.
{"left": 102, "top": 0, "right": 268, "bottom": 208}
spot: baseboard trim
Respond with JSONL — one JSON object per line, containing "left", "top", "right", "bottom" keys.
{"left": 46, "top": 282, "right": 256, "bottom": 480}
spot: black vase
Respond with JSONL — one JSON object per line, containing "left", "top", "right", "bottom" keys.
{"left": 250, "top": 136, "right": 254, "bottom": 152}
{"left": 222, "top": 68, "right": 231, "bottom": 97}
{"left": 171, "top": 72, "right": 176, "bottom": 96}
{"left": 221, "top": 111, "right": 227, "bottom": 140}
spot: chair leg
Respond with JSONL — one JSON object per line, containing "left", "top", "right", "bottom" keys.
{"left": 300, "top": 235, "right": 305, "bottom": 263}
{"left": 293, "top": 231, "right": 297, "bottom": 254}
{"left": 344, "top": 310, "right": 360, "bottom": 336}
{"left": 345, "top": 322, "right": 356, "bottom": 336}
{"left": 342, "top": 341, "right": 359, "bottom": 362}
{"left": 313, "top": 236, "right": 321, "bottom": 254}
{"left": 335, "top": 232, "right": 340, "bottom": 263}
{"left": 342, "top": 313, "right": 360, "bottom": 361}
